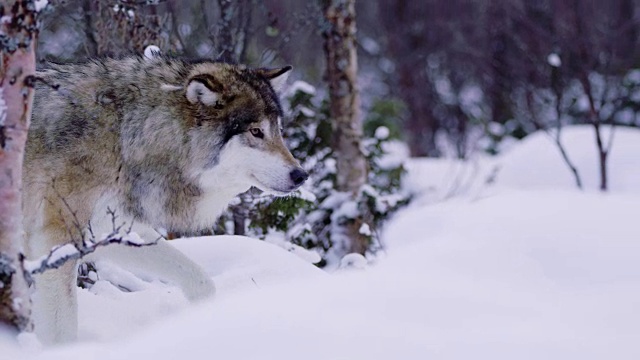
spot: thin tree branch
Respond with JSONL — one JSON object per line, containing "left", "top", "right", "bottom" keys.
{"left": 24, "top": 208, "right": 161, "bottom": 276}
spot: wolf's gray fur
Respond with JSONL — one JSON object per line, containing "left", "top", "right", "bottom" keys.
{"left": 24, "top": 54, "right": 306, "bottom": 344}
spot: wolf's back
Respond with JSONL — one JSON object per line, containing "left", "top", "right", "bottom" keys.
{"left": 30, "top": 58, "right": 161, "bottom": 152}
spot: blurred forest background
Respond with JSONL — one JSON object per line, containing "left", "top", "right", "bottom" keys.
{"left": 39, "top": 0, "right": 640, "bottom": 157}
{"left": 34, "top": 0, "right": 640, "bottom": 263}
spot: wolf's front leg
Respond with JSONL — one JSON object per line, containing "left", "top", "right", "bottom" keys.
{"left": 85, "top": 223, "right": 215, "bottom": 302}
{"left": 31, "top": 260, "right": 78, "bottom": 345}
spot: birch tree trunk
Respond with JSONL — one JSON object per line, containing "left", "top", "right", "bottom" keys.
{"left": 322, "top": 0, "right": 369, "bottom": 255}
{"left": 0, "top": 0, "right": 39, "bottom": 333}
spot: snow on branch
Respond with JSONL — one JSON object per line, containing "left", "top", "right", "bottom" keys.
{"left": 24, "top": 207, "right": 161, "bottom": 276}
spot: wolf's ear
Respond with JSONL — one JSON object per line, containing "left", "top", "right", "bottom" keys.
{"left": 258, "top": 66, "right": 292, "bottom": 93}
{"left": 186, "top": 74, "right": 223, "bottom": 106}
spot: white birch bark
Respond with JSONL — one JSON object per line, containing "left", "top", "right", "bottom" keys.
{"left": 0, "top": 0, "right": 39, "bottom": 333}
{"left": 323, "top": 0, "right": 369, "bottom": 255}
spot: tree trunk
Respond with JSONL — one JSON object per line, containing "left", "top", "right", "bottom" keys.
{"left": 594, "top": 122, "right": 609, "bottom": 192}
{"left": 487, "top": 2, "right": 512, "bottom": 126}
{"left": 378, "top": 0, "right": 439, "bottom": 157}
{"left": 322, "top": 0, "right": 369, "bottom": 255}
{"left": 576, "top": 57, "right": 609, "bottom": 192}
{"left": 0, "top": 0, "right": 39, "bottom": 333}
{"left": 617, "top": 0, "right": 637, "bottom": 62}
{"left": 397, "top": 64, "right": 440, "bottom": 157}
{"left": 232, "top": 193, "right": 248, "bottom": 236}
{"left": 81, "top": 0, "right": 98, "bottom": 57}
{"left": 572, "top": 0, "right": 609, "bottom": 192}
{"left": 217, "top": 0, "right": 235, "bottom": 61}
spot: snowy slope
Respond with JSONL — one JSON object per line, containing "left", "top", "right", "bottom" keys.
{"left": 1, "top": 125, "right": 639, "bottom": 359}
{"left": 75, "top": 236, "right": 326, "bottom": 343}
{"left": 498, "top": 125, "right": 640, "bottom": 191}
{"left": 405, "top": 125, "right": 640, "bottom": 203}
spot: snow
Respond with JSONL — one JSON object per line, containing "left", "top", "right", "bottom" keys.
{"left": 377, "top": 139, "right": 409, "bottom": 170}
{"left": 361, "top": 36, "right": 381, "bottom": 55}
{"left": 498, "top": 125, "right": 639, "bottom": 192}
{"left": 374, "top": 125, "right": 390, "bottom": 140}
{"left": 487, "top": 121, "right": 505, "bottom": 136}
{"left": 122, "top": 232, "right": 145, "bottom": 245}
{"left": 625, "top": 69, "right": 640, "bottom": 86}
{"left": 358, "top": 222, "right": 371, "bottom": 236}
{"left": 331, "top": 199, "right": 358, "bottom": 220}
{"left": 298, "top": 105, "right": 315, "bottom": 117}
{"left": 24, "top": 243, "right": 79, "bottom": 273}
{"left": 143, "top": 45, "right": 161, "bottom": 60}
{"left": 2, "top": 125, "right": 640, "bottom": 359}
{"left": 16, "top": 332, "right": 40, "bottom": 351}
{"left": 319, "top": 191, "right": 349, "bottom": 209}
{"left": 296, "top": 187, "right": 317, "bottom": 202}
{"left": 178, "top": 24, "right": 192, "bottom": 37}
{"left": 196, "top": 43, "right": 212, "bottom": 57}
{"left": 339, "top": 253, "right": 368, "bottom": 269}
{"left": 616, "top": 108, "right": 635, "bottom": 124}
{"left": 171, "top": 236, "right": 326, "bottom": 293}
{"left": 286, "top": 80, "right": 316, "bottom": 96}
{"left": 34, "top": 0, "right": 49, "bottom": 12}
{"left": 547, "top": 53, "right": 562, "bottom": 67}
{"left": 263, "top": 234, "right": 322, "bottom": 264}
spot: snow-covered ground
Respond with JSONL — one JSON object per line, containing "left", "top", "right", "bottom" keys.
{"left": 2, "top": 125, "right": 640, "bottom": 359}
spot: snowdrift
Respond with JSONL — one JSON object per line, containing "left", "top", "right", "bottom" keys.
{"left": 405, "top": 125, "right": 640, "bottom": 203}
{"left": 498, "top": 125, "right": 640, "bottom": 191}
{"left": 0, "top": 125, "right": 638, "bottom": 360}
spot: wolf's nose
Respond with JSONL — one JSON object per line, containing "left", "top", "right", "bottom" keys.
{"left": 290, "top": 168, "right": 309, "bottom": 186}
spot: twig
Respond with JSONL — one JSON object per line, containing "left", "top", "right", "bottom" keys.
{"left": 25, "top": 232, "right": 159, "bottom": 275}
{"left": 24, "top": 75, "right": 60, "bottom": 91}
{"left": 25, "top": 208, "right": 159, "bottom": 275}
{"left": 525, "top": 86, "right": 583, "bottom": 189}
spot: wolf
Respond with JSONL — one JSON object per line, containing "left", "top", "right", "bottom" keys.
{"left": 23, "top": 52, "right": 307, "bottom": 344}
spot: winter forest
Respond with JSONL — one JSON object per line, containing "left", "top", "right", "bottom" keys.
{"left": 1, "top": 0, "right": 639, "bottom": 359}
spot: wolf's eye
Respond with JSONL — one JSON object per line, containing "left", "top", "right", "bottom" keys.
{"left": 249, "top": 128, "right": 264, "bottom": 139}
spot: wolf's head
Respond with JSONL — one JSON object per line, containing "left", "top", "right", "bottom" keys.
{"left": 178, "top": 62, "right": 308, "bottom": 195}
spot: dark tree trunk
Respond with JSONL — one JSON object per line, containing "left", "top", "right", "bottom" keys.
{"left": 81, "top": 0, "right": 98, "bottom": 56}
{"left": 487, "top": 2, "right": 512, "bottom": 126}
{"left": 617, "top": 0, "right": 637, "bottom": 62}
{"left": 397, "top": 63, "right": 440, "bottom": 157}
{"left": 378, "top": 0, "right": 440, "bottom": 157}
{"left": 217, "top": 0, "right": 235, "bottom": 61}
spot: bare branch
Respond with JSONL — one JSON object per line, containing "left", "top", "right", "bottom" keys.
{"left": 525, "top": 86, "right": 583, "bottom": 189}
{"left": 25, "top": 231, "right": 158, "bottom": 276}
{"left": 25, "top": 209, "right": 160, "bottom": 276}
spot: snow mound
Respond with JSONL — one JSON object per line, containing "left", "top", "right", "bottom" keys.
{"left": 380, "top": 189, "right": 640, "bottom": 359}
{"left": 171, "top": 235, "right": 326, "bottom": 296}
{"left": 403, "top": 156, "right": 493, "bottom": 204}
{"left": 404, "top": 125, "right": 640, "bottom": 201}
{"left": 77, "top": 236, "right": 325, "bottom": 343}
{"left": 33, "top": 190, "right": 640, "bottom": 360}
{"left": 498, "top": 125, "right": 640, "bottom": 192}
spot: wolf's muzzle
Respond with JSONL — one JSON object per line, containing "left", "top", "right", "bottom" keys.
{"left": 290, "top": 168, "right": 309, "bottom": 188}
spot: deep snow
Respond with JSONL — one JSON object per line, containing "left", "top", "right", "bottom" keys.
{"left": 1, "top": 125, "right": 639, "bottom": 359}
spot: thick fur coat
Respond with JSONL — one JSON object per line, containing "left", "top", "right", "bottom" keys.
{"left": 24, "top": 54, "right": 306, "bottom": 344}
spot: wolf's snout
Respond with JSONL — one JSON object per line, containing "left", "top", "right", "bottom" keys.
{"left": 290, "top": 168, "right": 309, "bottom": 187}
